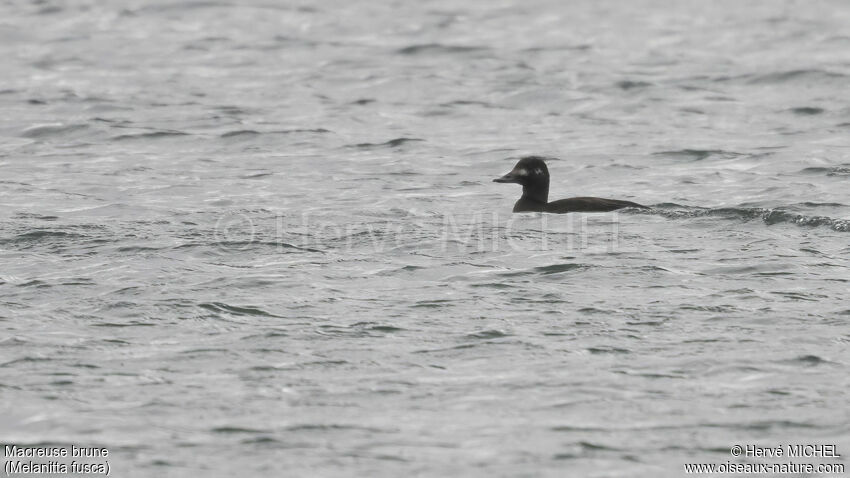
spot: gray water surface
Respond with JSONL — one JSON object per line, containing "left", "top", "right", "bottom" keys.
{"left": 1, "top": 0, "right": 849, "bottom": 476}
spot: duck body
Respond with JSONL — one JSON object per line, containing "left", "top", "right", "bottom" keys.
{"left": 493, "top": 156, "right": 648, "bottom": 213}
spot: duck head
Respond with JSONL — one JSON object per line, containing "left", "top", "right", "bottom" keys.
{"left": 493, "top": 156, "right": 551, "bottom": 205}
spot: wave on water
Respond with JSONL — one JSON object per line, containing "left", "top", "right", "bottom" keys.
{"left": 744, "top": 68, "right": 848, "bottom": 84}
{"left": 110, "top": 130, "right": 190, "bottom": 141}
{"left": 710, "top": 69, "right": 848, "bottom": 85}
{"left": 787, "top": 106, "right": 825, "bottom": 115}
{"left": 20, "top": 123, "right": 90, "bottom": 139}
{"left": 352, "top": 137, "right": 424, "bottom": 149}
{"left": 220, "top": 128, "right": 331, "bottom": 138}
{"left": 642, "top": 204, "right": 850, "bottom": 232}
{"left": 395, "top": 44, "right": 490, "bottom": 56}
{"left": 799, "top": 165, "right": 850, "bottom": 176}
{"left": 652, "top": 149, "right": 743, "bottom": 161}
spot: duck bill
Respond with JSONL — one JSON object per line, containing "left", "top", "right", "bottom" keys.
{"left": 493, "top": 169, "right": 521, "bottom": 183}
